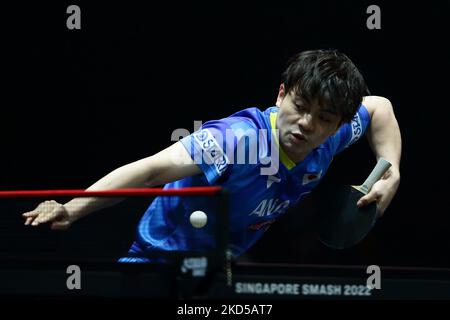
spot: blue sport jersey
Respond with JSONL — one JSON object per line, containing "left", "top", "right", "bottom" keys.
{"left": 119, "top": 105, "right": 371, "bottom": 262}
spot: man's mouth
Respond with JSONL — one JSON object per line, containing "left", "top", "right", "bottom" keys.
{"left": 291, "top": 132, "right": 307, "bottom": 142}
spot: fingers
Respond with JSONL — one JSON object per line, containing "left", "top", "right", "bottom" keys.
{"left": 357, "top": 190, "right": 388, "bottom": 216}
{"left": 23, "top": 210, "right": 38, "bottom": 225}
{"left": 22, "top": 208, "right": 42, "bottom": 225}
{"left": 22, "top": 200, "right": 65, "bottom": 226}
{"left": 32, "top": 204, "right": 65, "bottom": 225}
{"left": 22, "top": 206, "right": 46, "bottom": 226}
{"left": 22, "top": 211, "right": 39, "bottom": 218}
{"left": 357, "top": 192, "right": 378, "bottom": 208}
{"left": 24, "top": 217, "right": 34, "bottom": 225}
{"left": 356, "top": 177, "right": 398, "bottom": 217}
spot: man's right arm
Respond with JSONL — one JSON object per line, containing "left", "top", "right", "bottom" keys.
{"left": 23, "top": 141, "right": 201, "bottom": 229}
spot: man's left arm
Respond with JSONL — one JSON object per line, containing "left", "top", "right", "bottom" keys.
{"left": 358, "top": 95, "right": 402, "bottom": 216}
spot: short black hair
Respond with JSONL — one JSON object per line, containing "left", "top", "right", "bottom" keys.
{"left": 282, "top": 49, "right": 370, "bottom": 123}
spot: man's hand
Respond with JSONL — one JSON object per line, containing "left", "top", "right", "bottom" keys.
{"left": 357, "top": 167, "right": 400, "bottom": 216}
{"left": 23, "top": 200, "right": 73, "bottom": 230}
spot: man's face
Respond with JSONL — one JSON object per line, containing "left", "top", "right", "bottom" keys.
{"left": 275, "top": 84, "right": 342, "bottom": 163}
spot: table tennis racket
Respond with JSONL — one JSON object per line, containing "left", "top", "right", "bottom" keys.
{"left": 317, "top": 158, "right": 392, "bottom": 249}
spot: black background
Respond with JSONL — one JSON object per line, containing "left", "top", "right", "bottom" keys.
{"left": 1, "top": 1, "right": 449, "bottom": 268}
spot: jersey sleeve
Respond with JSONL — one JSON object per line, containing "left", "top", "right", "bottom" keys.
{"left": 329, "top": 104, "right": 371, "bottom": 155}
{"left": 180, "top": 117, "right": 255, "bottom": 185}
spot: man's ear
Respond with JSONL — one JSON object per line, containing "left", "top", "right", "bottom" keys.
{"left": 275, "top": 84, "right": 286, "bottom": 107}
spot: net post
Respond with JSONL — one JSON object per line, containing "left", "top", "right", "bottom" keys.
{"left": 216, "top": 188, "right": 232, "bottom": 286}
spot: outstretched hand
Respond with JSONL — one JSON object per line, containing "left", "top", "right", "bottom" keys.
{"left": 22, "top": 200, "right": 73, "bottom": 230}
{"left": 357, "top": 168, "right": 400, "bottom": 216}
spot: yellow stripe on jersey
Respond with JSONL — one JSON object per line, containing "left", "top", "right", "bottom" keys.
{"left": 269, "top": 111, "right": 297, "bottom": 170}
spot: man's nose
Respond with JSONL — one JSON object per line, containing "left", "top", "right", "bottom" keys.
{"left": 298, "top": 113, "right": 314, "bottom": 133}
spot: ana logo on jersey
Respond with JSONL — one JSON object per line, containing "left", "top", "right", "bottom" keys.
{"left": 302, "top": 170, "right": 322, "bottom": 185}
{"left": 249, "top": 198, "right": 290, "bottom": 217}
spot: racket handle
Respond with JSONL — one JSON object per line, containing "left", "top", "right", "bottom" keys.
{"left": 359, "top": 158, "right": 392, "bottom": 194}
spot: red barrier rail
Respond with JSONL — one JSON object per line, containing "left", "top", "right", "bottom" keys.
{"left": 0, "top": 186, "right": 222, "bottom": 198}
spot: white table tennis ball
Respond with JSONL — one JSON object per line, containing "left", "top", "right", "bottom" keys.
{"left": 190, "top": 210, "right": 207, "bottom": 228}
